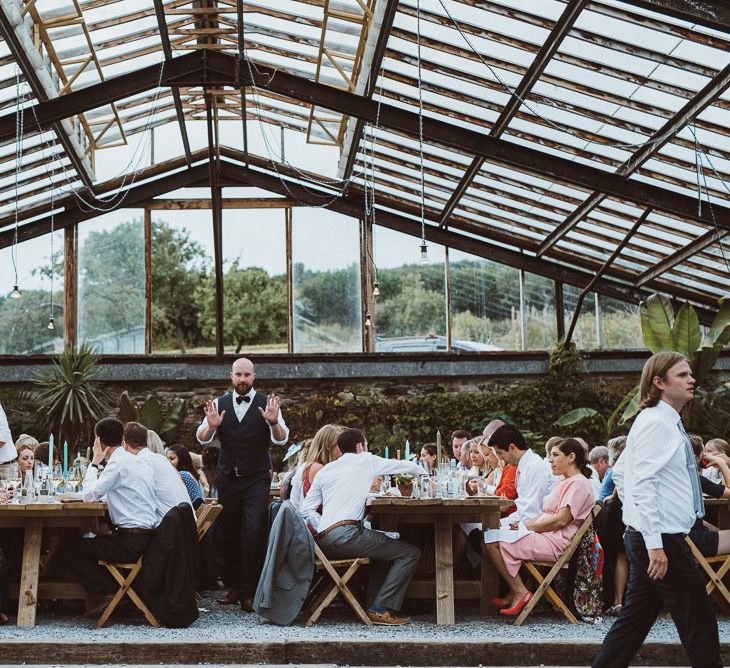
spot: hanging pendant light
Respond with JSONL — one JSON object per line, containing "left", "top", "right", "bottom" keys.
{"left": 419, "top": 242, "right": 429, "bottom": 264}
{"left": 11, "top": 284, "right": 21, "bottom": 299}
{"left": 372, "top": 280, "right": 380, "bottom": 297}
{"left": 47, "top": 317, "right": 55, "bottom": 331}
{"left": 364, "top": 311, "right": 372, "bottom": 327}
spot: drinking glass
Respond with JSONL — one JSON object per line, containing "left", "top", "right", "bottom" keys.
{"left": 477, "top": 477, "right": 489, "bottom": 497}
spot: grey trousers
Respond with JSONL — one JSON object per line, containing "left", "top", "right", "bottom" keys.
{"left": 317, "top": 524, "right": 420, "bottom": 612}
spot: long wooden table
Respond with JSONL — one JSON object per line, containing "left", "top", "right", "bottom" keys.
{"left": 0, "top": 502, "right": 107, "bottom": 627}
{"left": 366, "top": 496, "right": 509, "bottom": 625}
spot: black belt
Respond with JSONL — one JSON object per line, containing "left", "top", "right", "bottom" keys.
{"left": 116, "top": 527, "right": 154, "bottom": 535}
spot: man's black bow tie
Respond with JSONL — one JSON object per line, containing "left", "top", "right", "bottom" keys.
{"left": 236, "top": 395, "right": 251, "bottom": 405}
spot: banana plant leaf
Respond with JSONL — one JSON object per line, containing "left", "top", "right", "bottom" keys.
{"left": 640, "top": 294, "right": 675, "bottom": 353}
{"left": 159, "top": 399, "right": 188, "bottom": 439}
{"left": 118, "top": 391, "right": 139, "bottom": 424}
{"left": 554, "top": 407, "right": 599, "bottom": 427}
{"left": 619, "top": 385, "right": 641, "bottom": 425}
{"left": 671, "top": 302, "right": 701, "bottom": 361}
{"left": 707, "top": 297, "right": 730, "bottom": 345}
{"left": 138, "top": 396, "right": 163, "bottom": 433}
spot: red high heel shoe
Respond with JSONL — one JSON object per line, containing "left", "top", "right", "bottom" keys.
{"left": 499, "top": 591, "right": 532, "bottom": 616}
{"left": 491, "top": 596, "right": 510, "bottom": 608}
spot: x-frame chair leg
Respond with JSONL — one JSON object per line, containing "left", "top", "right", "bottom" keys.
{"left": 96, "top": 561, "right": 159, "bottom": 628}
{"left": 514, "top": 561, "right": 578, "bottom": 626}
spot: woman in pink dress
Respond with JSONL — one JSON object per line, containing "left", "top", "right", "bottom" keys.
{"left": 485, "top": 437, "right": 595, "bottom": 616}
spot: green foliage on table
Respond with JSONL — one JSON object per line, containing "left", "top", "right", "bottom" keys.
{"left": 31, "top": 342, "right": 111, "bottom": 449}
{"left": 117, "top": 390, "right": 188, "bottom": 442}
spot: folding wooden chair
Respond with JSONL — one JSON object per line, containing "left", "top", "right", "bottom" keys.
{"left": 685, "top": 536, "right": 730, "bottom": 610}
{"left": 196, "top": 501, "right": 222, "bottom": 542}
{"left": 96, "top": 556, "right": 159, "bottom": 628}
{"left": 513, "top": 504, "right": 601, "bottom": 626}
{"left": 301, "top": 543, "right": 372, "bottom": 627}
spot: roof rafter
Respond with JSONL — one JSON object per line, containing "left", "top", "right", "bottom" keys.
{"left": 620, "top": 0, "right": 730, "bottom": 33}
{"left": 436, "top": 0, "right": 589, "bottom": 229}
{"left": 0, "top": 3, "right": 95, "bottom": 189}
{"left": 153, "top": 0, "right": 193, "bottom": 166}
{"left": 538, "top": 59, "right": 730, "bottom": 256}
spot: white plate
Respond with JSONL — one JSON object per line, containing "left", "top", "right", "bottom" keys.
{"left": 57, "top": 492, "right": 84, "bottom": 502}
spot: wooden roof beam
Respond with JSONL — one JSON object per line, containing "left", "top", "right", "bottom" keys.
{"left": 437, "top": 0, "right": 588, "bottom": 229}
{"left": 619, "top": 0, "right": 730, "bottom": 33}
{"left": 538, "top": 59, "right": 730, "bottom": 255}
{"left": 153, "top": 0, "right": 193, "bottom": 166}
{"left": 337, "top": 0, "right": 399, "bottom": 180}
{"left": 0, "top": 2, "right": 94, "bottom": 189}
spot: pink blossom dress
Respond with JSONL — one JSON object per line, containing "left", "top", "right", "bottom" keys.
{"left": 499, "top": 474, "right": 594, "bottom": 577}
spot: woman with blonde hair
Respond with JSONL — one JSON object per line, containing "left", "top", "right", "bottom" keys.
{"left": 300, "top": 424, "right": 343, "bottom": 500}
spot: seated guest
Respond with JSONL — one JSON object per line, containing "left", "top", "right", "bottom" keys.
{"left": 299, "top": 424, "right": 343, "bottom": 504}
{"left": 466, "top": 438, "right": 488, "bottom": 478}
{"left": 588, "top": 445, "right": 609, "bottom": 497}
{"left": 485, "top": 424, "right": 550, "bottom": 533}
{"left": 167, "top": 445, "right": 204, "bottom": 505}
{"left": 468, "top": 441, "right": 517, "bottom": 507}
{"left": 451, "top": 430, "right": 471, "bottom": 468}
{"left": 67, "top": 417, "right": 158, "bottom": 615}
{"left": 190, "top": 451, "right": 210, "bottom": 497}
{"left": 289, "top": 439, "right": 312, "bottom": 510}
{"left": 122, "top": 422, "right": 191, "bottom": 520}
{"left": 485, "top": 438, "right": 594, "bottom": 615}
{"left": 301, "top": 428, "right": 421, "bottom": 625}
{"left": 419, "top": 443, "right": 444, "bottom": 473}
{"left": 0, "top": 401, "right": 14, "bottom": 469}
{"left": 702, "top": 438, "right": 730, "bottom": 484}
{"left": 688, "top": 436, "right": 730, "bottom": 557}
{"left": 202, "top": 443, "right": 220, "bottom": 499}
{"left": 598, "top": 436, "right": 626, "bottom": 501}
{"left": 15, "top": 442, "right": 35, "bottom": 480}
{"left": 146, "top": 429, "right": 166, "bottom": 455}
{"left": 14, "top": 434, "right": 39, "bottom": 451}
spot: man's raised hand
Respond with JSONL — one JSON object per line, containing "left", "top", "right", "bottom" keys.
{"left": 204, "top": 399, "right": 225, "bottom": 428}
{"left": 259, "top": 393, "right": 281, "bottom": 425}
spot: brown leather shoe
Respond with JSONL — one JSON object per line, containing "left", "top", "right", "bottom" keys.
{"left": 216, "top": 589, "right": 239, "bottom": 605}
{"left": 240, "top": 596, "right": 254, "bottom": 613}
{"left": 366, "top": 609, "right": 411, "bottom": 625}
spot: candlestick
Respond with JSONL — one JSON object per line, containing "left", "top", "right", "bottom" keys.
{"left": 397, "top": 449, "right": 401, "bottom": 461}
{"left": 384, "top": 446, "right": 389, "bottom": 459}
{"left": 48, "top": 433, "right": 54, "bottom": 469}
{"left": 63, "top": 441, "right": 68, "bottom": 478}
{"left": 436, "top": 430, "right": 442, "bottom": 468}
{"left": 405, "top": 439, "right": 410, "bottom": 461}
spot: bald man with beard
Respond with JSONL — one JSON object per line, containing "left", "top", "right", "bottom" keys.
{"left": 197, "top": 357, "right": 289, "bottom": 612}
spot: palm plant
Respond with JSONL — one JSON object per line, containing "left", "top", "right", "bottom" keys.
{"left": 556, "top": 293, "right": 730, "bottom": 435}
{"left": 117, "top": 390, "right": 188, "bottom": 443}
{"left": 32, "top": 342, "right": 111, "bottom": 449}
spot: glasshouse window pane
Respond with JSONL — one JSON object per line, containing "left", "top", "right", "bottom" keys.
{"left": 292, "top": 209, "right": 361, "bottom": 352}
{"left": 523, "top": 272, "right": 557, "bottom": 350}
{"left": 0, "top": 233, "right": 64, "bottom": 354}
{"left": 373, "top": 227, "right": 446, "bottom": 351}
{"left": 563, "top": 284, "right": 598, "bottom": 350}
{"left": 222, "top": 208, "right": 287, "bottom": 354}
{"left": 78, "top": 211, "right": 145, "bottom": 354}
{"left": 600, "top": 296, "right": 644, "bottom": 349}
{"left": 151, "top": 210, "right": 215, "bottom": 354}
{"left": 449, "top": 250, "right": 520, "bottom": 351}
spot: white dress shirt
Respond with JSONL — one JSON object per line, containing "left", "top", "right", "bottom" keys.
{"left": 196, "top": 388, "right": 289, "bottom": 446}
{"left": 138, "top": 447, "right": 192, "bottom": 522}
{"left": 301, "top": 452, "right": 421, "bottom": 533}
{"left": 505, "top": 448, "right": 550, "bottom": 524}
{"left": 0, "top": 401, "right": 15, "bottom": 464}
{"left": 587, "top": 464, "right": 601, "bottom": 500}
{"left": 288, "top": 462, "right": 307, "bottom": 511}
{"left": 614, "top": 400, "right": 696, "bottom": 549}
{"left": 83, "top": 447, "right": 159, "bottom": 529}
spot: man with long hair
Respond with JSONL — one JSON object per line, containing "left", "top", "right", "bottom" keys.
{"left": 592, "top": 352, "right": 721, "bottom": 668}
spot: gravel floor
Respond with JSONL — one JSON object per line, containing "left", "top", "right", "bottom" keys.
{"left": 1, "top": 594, "right": 728, "bottom": 643}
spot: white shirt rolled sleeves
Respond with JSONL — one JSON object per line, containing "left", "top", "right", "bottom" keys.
{"left": 196, "top": 389, "right": 289, "bottom": 446}
{"left": 614, "top": 400, "right": 696, "bottom": 550}
{"left": 301, "top": 452, "right": 421, "bottom": 533}
{"left": 504, "top": 448, "right": 550, "bottom": 524}
{"left": 82, "top": 447, "right": 159, "bottom": 529}
{"left": 138, "top": 447, "right": 192, "bottom": 521}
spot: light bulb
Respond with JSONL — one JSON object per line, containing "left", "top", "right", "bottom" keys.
{"left": 419, "top": 242, "right": 429, "bottom": 264}
{"left": 11, "top": 284, "right": 21, "bottom": 299}
{"left": 47, "top": 317, "right": 55, "bottom": 331}
{"left": 372, "top": 280, "right": 380, "bottom": 297}
{"left": 364, "top": 311, "right": 372, "bottom": 327}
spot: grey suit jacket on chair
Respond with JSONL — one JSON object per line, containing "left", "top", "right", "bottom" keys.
{"left": 254, "top": 500, "right": 315, "bottom": 625}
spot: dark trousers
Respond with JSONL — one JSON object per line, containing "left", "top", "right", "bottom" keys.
{"left": 318, "top": 524, "right": 421, "bottom": 611}
{"left": 217, "top": 470, "right": 270, "bottom": 597}
{"left": 592, "top": 530, "right": 721, "bottom": 668}
{"left": 65, "top": 532, "right": 151, "bottom": 595}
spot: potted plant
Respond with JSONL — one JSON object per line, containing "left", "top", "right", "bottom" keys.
{"left": 394, "top": 474, "right": 414, "bottom": 498}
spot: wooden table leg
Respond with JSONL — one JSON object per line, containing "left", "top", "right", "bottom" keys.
{"left": 480, "top": 510, "right": 498, "bottom": 615}
{"left": 17, "top": 518, "right": 43, "bottom": 628}
{"left": 434, "top": 516, "right": 455, "bottom": 625}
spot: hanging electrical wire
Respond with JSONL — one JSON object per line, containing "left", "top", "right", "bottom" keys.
{"left": 11, "top": 68, "right": 24, "bottom": 299}
{"left": 416, "top": 0, "right": 428, "bottom": 264}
